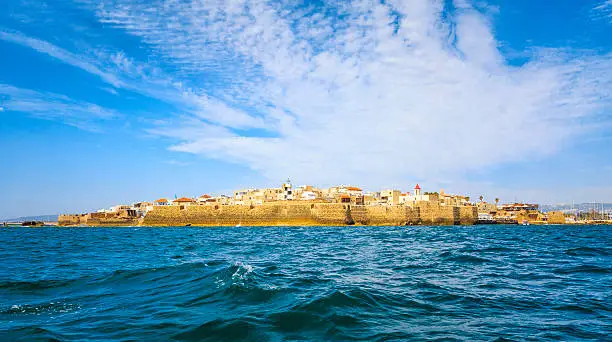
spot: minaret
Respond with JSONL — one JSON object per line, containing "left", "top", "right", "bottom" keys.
{"left": 414, "top": 184, "right": 421, "bottom": 197}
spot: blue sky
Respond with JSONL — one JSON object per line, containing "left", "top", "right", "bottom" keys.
{"left": 1, "top": 0, "right": 611, "bottom": 218}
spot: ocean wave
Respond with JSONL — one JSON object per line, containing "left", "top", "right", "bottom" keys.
{"left": 461, "top": 246, "right": 515, "bottom": 253}
{"left": 1, "top": 260, "right": 250, "bottom": 300}
{"left": 173, "top": 318, "right": 264, "bottom": 341}
{"left": 2, "top": 225, "right": 611, "bottom": 341}
{"left": 230, "top": 261, "right": 254, "bottom": 283}
{"left": 564, "top": 247, "right": 611, "bottom": 256}
{"left": 265, "top": 288, "right": 378, "bottom": 333}
{"left": 299, "top": 289, "right": 380, "bottom": 311}
{"left": 0, "top": 326, "right": 66, "bottom": 342}
{"left": 93, "top": 261, "right": 216, "bottom": 288}
{"left": 554, "top": 265, "right": 611, "bottom": 275}
{"left": 439, "top": 252, "right": 493, "bottom": 263}
{"left": 552, "top": 304, "right": 597, "bottom": 315}
{"left": 2, "top": 302, "right": 80, "bottom": 315}
{"left": 0, "top": 278, "right": 75, "bottom": 291}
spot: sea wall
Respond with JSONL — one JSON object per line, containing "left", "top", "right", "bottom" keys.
{"left": 58, "top": 214, "right": 84, "bottom": 226}
{"left": 547, "top": 211, "right": 566, "bottom": 224}
{"left": 140, "top": 202, "right": 477, "bottom": 226}
{"left": 143, "top": 203, "right": 324, "bottom": 226}
{"left": 459, "top": 206, "right": 479, "bottom": 225}
{"left": 58, "top": 213, "right": 139, "bottom": 226}
{"left": 364, "top": 206, "right": 420, "bottom": 225}
{"left": 416, "top": 202, "right": 478, "bottom": 225}
{"left": 310, "top": 204, "right": 348, "bottom": 225}
{"left": 416, "top": 202, "right": 455, "bottom": 225}
{"left": 60, "top": 202, "right": 478, "bottom": 227}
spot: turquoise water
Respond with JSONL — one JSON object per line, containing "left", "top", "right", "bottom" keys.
{"left": 1, "top": 225, "right": 610, "bottom": 341}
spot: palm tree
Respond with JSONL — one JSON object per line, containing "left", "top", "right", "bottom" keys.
{"left": 479, "top": 195, "right": 484, "bottom": 202}
{"left": 495, "top": 198, "right": 500, "bottom": 206}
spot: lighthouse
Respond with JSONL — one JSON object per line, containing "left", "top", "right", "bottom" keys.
{"left": 282, "top": 178, "right": 293, "bottom": 200}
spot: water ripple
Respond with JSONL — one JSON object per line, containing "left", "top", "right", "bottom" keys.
{"left": 1, "top": 225, "right": 610, "bottom": 341}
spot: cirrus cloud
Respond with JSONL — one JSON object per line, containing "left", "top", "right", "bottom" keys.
{"left": 23, "top": 0, "right": 612, "bottom": 187}
{"left": 593, "top": 0, "right": 612, "bottom": 22}
{"left": 0, "top": 83, "right": 121, "bottom": 132}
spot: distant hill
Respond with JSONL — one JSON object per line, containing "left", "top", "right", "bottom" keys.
{"left": 540, "top": 203, "right": 611, "bottom": 213}
{"left": 2, "top": 215, "right": 58, "bottom": 222}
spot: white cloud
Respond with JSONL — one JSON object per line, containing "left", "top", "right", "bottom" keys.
{"left": 0, "top": 29, "right": 264, "bottom": 130}
{"left": 0, "top": 30, "right": 124, "bottom": 88}
{"left": 594, "top": 0, "right": 612, "bottom": 21}
{"left": 0, "top": 83, "right": 120, "bottom": 131}
{"left": 83, "top": 0, "right": 611, "bottom": 187}
{"left": 102, "top": 87, "right": 119, "bottom": 95}
{"left": 11, "top": 0, "right": 612, "bottom": 189}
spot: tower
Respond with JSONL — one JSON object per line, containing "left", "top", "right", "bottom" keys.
{"left": 414, "top": 184, "right": 421, "bottom": 197}
{"left": 282, "top": 178, "right": 293, "bottom": 200}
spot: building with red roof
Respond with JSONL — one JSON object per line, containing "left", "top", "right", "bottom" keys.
{"left": 154, "top": 198, "right": 169, "bottom": 206}
{"left": 172, "top": 197, "right": 196, "bottom": 208}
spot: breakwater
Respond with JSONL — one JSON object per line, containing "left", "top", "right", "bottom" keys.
{"left": 59, "top": 202, "right": 478, "bottom": 226}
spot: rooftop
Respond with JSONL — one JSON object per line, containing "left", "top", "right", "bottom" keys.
{"left": 174, "top": 197, "right": 195, "bottom": 203}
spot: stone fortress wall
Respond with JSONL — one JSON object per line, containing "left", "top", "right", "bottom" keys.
{"left": 59, "top": 202, "right": 478, "bottom": 226}
{"left": 58, "top": 212, "right": 139, "bottom": 226}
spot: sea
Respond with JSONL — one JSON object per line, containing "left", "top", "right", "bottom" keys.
{"left": 0, "top": 225, "right": 610, "bottom": 341}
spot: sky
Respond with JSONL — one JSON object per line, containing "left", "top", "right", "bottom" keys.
{"left": 0, "top": 0, "right": 611, "bottom": 218}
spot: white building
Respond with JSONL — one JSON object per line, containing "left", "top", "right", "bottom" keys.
{"left": 405, "top": 184, "right": 434, "bottom": 203}
{"left": 380, "top": 190, "right": 401, "bottom": 205}
{"left": 478, "top": 212, "right": 493, "bottom": 221}
{"left": 233, "top": 189, "right": 265, "bottom": 205}
{"left": 338, "top": 186, "right": 363, "bottom": 197}
{"left": 197, "top": 194, "right": 212, "bottom": 204}
{"left": 301, "top": 191, "right": 317, "bottom": 200}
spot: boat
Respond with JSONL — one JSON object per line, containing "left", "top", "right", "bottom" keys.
{"left": 21, "top": 221, "right": 45, "bottom": 227}
{"left": 521, "top": 220, "right": 530, "bottom": 226}
{"left": 235, "top": 223, "right": 242, "bottom": 228}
